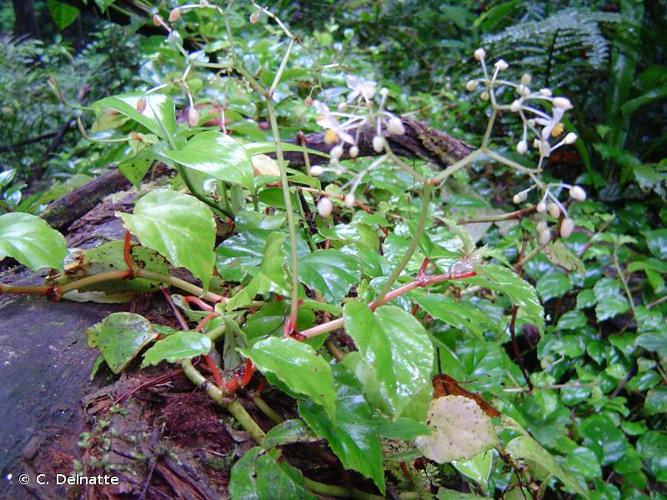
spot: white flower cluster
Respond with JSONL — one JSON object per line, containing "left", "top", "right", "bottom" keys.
{"left": 466, "top": 48, "right": 578, "bottom": 169}
{"left": 309, "top": 75, "right": 405, "bottom": 166}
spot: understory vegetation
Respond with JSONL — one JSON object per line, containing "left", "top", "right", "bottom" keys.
{"left": 0, "top": 1, "right": 666, "bottom": 498}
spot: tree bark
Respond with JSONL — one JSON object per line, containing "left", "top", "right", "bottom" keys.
{"left": 12, "top": 0, "right": 41, "bottom": 39}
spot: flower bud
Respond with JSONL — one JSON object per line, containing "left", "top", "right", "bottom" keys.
{"left": 536, "top": 221, "right": 548, "bottom": 233}
{"left": 513, "top": 191, "right": 527, "bottom": 204}
{"left": 380, "top": 87, "right": 389, "bottom": 98}
{"left": 249, "top": 11, "right": 260, "bottom": 24}
{"left": 136, "top": 96, "right": 147, "bottom": 113}
{"left": 465, "top": 80, "right": 478, "bottom": 91}
{"left": 560, "top": 218, "right": 575, "bottom": 238}
{"left": 152, "top": 14, "right": 163, "bottom": 26}
{"left": 536, "top": 201, "right": 547, "bottom": 213}
{"left": 494, "top": 59, "right": 509, "bottom": 71}
{"left": 387, "top": 116, "right": 405, "bottom": 135}
{"left": 317, "top": 197, "right": 333, "bottom": 217}
{"left": 533, "top": 138, "right": 541, "bottom": 149}
{"left": 539, "top": 88, "right": 552, "bottom": 97}
{"left": 344, "top": 193, "right": 355, "bottom": 208}
{"left": 330, "top": 144, "right": 344, "bottom": 161}
{"left": 349, "top": 145, "right": 359, "bottom": 158}
{"left": 521, "top": 73, "right": 532, "bottom": 85}
{"left": 480, "top": 91, "right": 489, "bottom": 101}
{"left": 563, "top": 132, "right": 578, "bottom": 144}
{"left": 372, "top": 135, "right": 386, "bottom": 153}
{"left": 310, "top": 166, "right": 324, "bottom": 176}
{"left": 199, "top": 0, "right": 209, "bottom": 6}
{"left": 516, "top": 140, "right": 528, "bottom": 154}
{"left": 538, "top": 228, "right": 552, "bottom": 246}
{"left": 552, "top": 97, "right": 572, "bottom": 110}
{"left": 569, "top": 185, "right": 587, "bottom": 201}
{"left": 539, "top": 140, "right": 551, "bottom": 157}
{"left": 510, "top": 100, "right": 522, "bottom": 112}
{"left": 474, "top": 48, "right": 486, "bottom": 61}
{"left": 337, "top": 102, "right": 347, "bottom": 112}
{"left": 188, "top": 107, "right": 199, "bottom": 127}
{"left": 304, "top": 96, "right": 313, "bottom": 106}
{"left": 547, "top": 202, "right": 560, "bottom": 218}
{"left": 168, "top": 8, "right": 181, "bottom": 22}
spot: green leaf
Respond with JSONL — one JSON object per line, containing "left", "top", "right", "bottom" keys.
{"left": 505, "top": 435, "right": 586, "bottom": 495}
{"left": 94, "top": 0, "right": 116, "bottom": 11}
{"left": 564, "top": 447, "right": 601, "bottom": 480}
{"left": 0, "top": 213, "right": 67, "bottom": 271}
{"left": 637, "top": 431, "right": 667, "bottom": 482}
{"left": 141, "top": 331, "right": 211, "bottom": 367}
{"left": 579, "top": 413, "right": 628, "bottom": 465}
{"left": 536, "top": 271, "right": 573, "bottom": 302}
{"left": 644, "top": 229, "right": 667, "bottom": 259}
{"left": 299, "top": 365, "right": 385, "bottom": 493}
{"left": 452, "top": 450, "right": 494, "bottom": 491}
{"left": 241, "top": 336, "right": 337, "bottom": 420}
{"left": 118, "top": 189, "right": 216, "bottom": 290}
{"left": 593, "top": 278, "right": 630, "bottom": 321}
{"left": 543, "top": 242, "right": 585, "bottom": 273}
{"left": 229, "top": 447, "right": 315, "bottom": 500}
{"left": 94, "top": 94, "right": 177, "bottom": 139}
{"left": 227, "top": 232, "right": 290, "bottom": 310}
{"left": 645, "top": 385, "right": 667, "bottom": 415}
{"left": 465, "top": 264, "right": 544, "bottom": 332}
{"left": 261, "top": 419, "right": 317, "bottom": 449}
{"left": 413, "top": 293, "right": 500, "bottom": 337}
{"left": 636, "top": 332, "right": 667, "bottom": 357}
{"left": 298, "top": 249, "right": 360, "bottom": 303}
{"left": 86, "top": 312, "right": 158, "bottom": 374}
{"left": 162, "top": 131, "right": 253, "bottom": 190}
{"left": 343, "top": 303, "right": 434, "bottom": 418}
{"left": 47, "top": 0, "right": 79, "bottom": 29}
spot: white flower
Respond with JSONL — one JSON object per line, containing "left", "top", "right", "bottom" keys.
{"left": 539, "top": 140, "right": 552, "bottom": 157}
{"left": 474, "top": 48, "right": 486, "bottom": 61}
{"left": 494, "top": 59, "right": 509, "bottom": 71}
{"left": 344, "top": 193, "right": 356, "bottom": 208}
{"left": 560, "top": 218, "right": 575, "bottom": 238}
{"left": 345, "top": 75, "right": 376, "bottom": 101}
{"left": 539, "top": 88, "right": 553, "bottom": 97}
{"left": 317, "top": 197, "right": 333, "bottom": 217}
{"left": 513, "top": 191, "right": 527, "bottom": 204}
{"left": 563, "top": 132, "right": 578, "bottom": 144}
{"left": 310, "top": 166, "right": 325, "bottom": 176}
{"left": 516, "top": 84, "right": 530, "bottom": 97}
{"left": 349, "top": 145, "right": 359, "bottom": 158}
{"left": 372, "top": 135, "right": 386, "bottom": 153}
{"left": 516, "top": 140, "right": 528, "bottom": 154}
{"left": 552, "top": 97, "right": 573, "bottom": 110}
{"left": 380, "top": 87, "right": 389, "bottom": 98}
{"left": 569, "top": 185, "right": 587, "bottom": 201}
{"left": 386, "top": 116, "right": 405, "bottom": 135}
{"left": 312, "top": 101, "right": 355, "bottom": 145}
{"left": 535, "top": 106, "right": 565, "bottom": 140}
{"left": 536, "top": 201, "right": 547, "bottom": 213}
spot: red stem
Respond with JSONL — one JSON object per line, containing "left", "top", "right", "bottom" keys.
{"left": 184, "top": 296, "right": 214, "bottom": 311}
{"left": 196, "top": 311, "right": 218, "bottom": 332}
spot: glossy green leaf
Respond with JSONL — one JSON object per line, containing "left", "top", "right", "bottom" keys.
{"left": 644, "top": 229, "right": 667, "bottom": 259}
{"left": 118, "top": 189, "right": 216, "bottom": 290}
{"left": 94, "top": 94, "right": 177, "bottom": 139}
{"left": 343, "top": 303, "right": 434, "bottom": 418}
{"left": 464, "top": 264, "right": 544, "bottom": 332}
{"left": 240, "top": 336, "right": 337, "bottom": 420}
{"left": 0, "top": 213, "right": 67, "bottom": 271}
{"left": 299, "top": 365, "right": 385, "bottom": 493}
{"left": 229, "top": 447, "right": 315, "bottom": 500}
{"left": 644, "top": 385, "right": 667, "bottom": 415}
{"left": 579, "top": 413, "right": 628, "bottom": 465}
{"left": 261, "top": 419, "right": 317, "bottom": 449}
{"left": 452, "top": 450, "right": 494, "bottom": 491}
{"left": 298, "top": 249, "right": 360, "bottom": 303}
{"left": 505, "top": 435, "right": 586, "bottom": 495}
{"left": 227, "top": 232, "right": 290, "bottom": 310}
{"left": 86, "top": 312, "right": 158, "bottom": 373}
{"left": 636, "top": 332, "right": 667, "bottom": 357}
{"left": 637, "top": 431, "right": 667, "bottom": 482}
{"left": 162, "top": 131, "right": 253, "bottom": 190}
{"left": 47, "top": 0, "right": 79, "bottom": 29}
{"left": 536, "top": 271, "right": 573, "bottom": 302}
{"left": 141, "top": 331, "right": 211, "bottom": 367}
{"left": 593, "top": 277, "right": 630, "bottom": 321}
{"left": 413, "top": 292, "right": 500, "bottom": 337}
{"left": 564, "top": 447, "right": 601, "bottom": 480}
